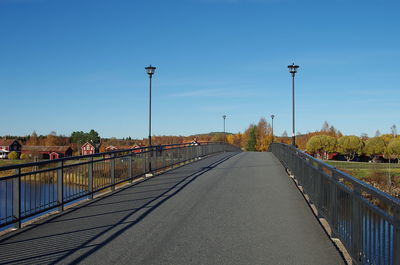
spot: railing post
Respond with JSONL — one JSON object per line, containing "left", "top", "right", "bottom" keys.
{"left": 393, "top": 206, "right": 400, "bottom": 265}
{"left": 142, "top": 153, "right": 147, "bottom": 175}
{"left": 163, "top": 149, "right": 166, "bottom": 168}
{"left": 57, "top": 161, "right": 64, "bottom": 212}
{"left": 178, "top": 146, "right": 181, "bottom": 165}
{"left": 170, "top": 150, "right": 174, "bottom": 169}
{"left": 316, "top": 169, "right": 323, "bottom": 210}
{"left": 129, "top": 153, "right": 133, "bottom": 183}
{"left": 88, "top": 157, "right": 93, "bottom": 199}
{"left": 154, "top": 147, "right": 158, "bottom": 172}
{"left": 111, "top": 153, "right": 115, "bottom": 191}
{"left": 351, "top": 185, "right": 362, "bottom": 263}
{"left": 12, "top": 168, "right": 21, "bottom": 229}
{"left": 153, "top": 148, "right": 156, "bottom": 170}
{"left": 329, "top": 170, "right": 338, "bottom": 237}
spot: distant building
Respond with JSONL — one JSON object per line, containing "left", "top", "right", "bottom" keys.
{"left": 105, "top": 145, "right": 118, "bottom": 152}
{"left": 81, "top": 142, "right": 101, "bottom": 155}
{"left": 0, "top": 139, "right": 21, "bottom": 158}
{"left": 132, "top": 145, "right": 144, "bottom": 153}
{"left": 106, "top": 145, "right": 141, "bottom": 153}
{"left": 21, "top": 146, "right": 73, "bottom": 160}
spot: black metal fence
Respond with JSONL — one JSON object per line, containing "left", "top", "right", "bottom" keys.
{"left": 269, "top": 143, "right": 400, "bottom": 265}
{"left": 0, "top": 142, "right": 239, "bottom": 230}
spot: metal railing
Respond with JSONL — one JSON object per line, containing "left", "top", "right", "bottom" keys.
{"left": 269, "top": 143, "right": 400, "bottom": 265}
{"left": 0, "top": 142, "right": 240, "bottom": 230}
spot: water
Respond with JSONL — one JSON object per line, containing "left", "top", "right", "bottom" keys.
{"left": 0, "top": 181, "right": 86, "bottom": 230}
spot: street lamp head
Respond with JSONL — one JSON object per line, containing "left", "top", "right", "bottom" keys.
{"left": 223, "top": 115, "right": 226, "bottom": 120}
{"left": 271, "top": 114, "right": 275, "bottom": 119}
{"left": 145, "top": 65, "right": 156, "bottom": 77}
{"left": 287, "top": 63, "right": 299, "bottom": 75}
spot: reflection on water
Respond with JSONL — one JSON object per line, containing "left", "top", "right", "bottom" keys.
{"left": 334, "top": 209, "right": 394, "bottom": 265}
{"left": 0, "top": 181, "right": 85, "bottom": 228}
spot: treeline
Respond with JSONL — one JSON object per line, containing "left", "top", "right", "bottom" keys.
{"left": 226, "top": 119, "right": 400, "bottom": 163}
{"left": 4, "top": 120, "right": 398, "bottom": 159}
{"left": 224, "top": 118, "right": 340, "bottom": 151}
{"left": 225, "top": 118, "right": 273, "bottom": 151}
{"left": 1, "top": 130, "right": 223, "bottom": 156}
{"left": 306, "top": 133, "right": 400, "bottom": 162}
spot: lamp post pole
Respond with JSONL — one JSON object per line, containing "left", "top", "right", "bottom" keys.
{"left": 145, "top": 65, "right": 156, "bottom": 171}
{"left": 287, "top": 63, "right": 299, "bottom": 147}
{"left": 271, "top": 115, "right": 275, "bottom": 143}
{"left": 223, "top": 115, "right": 226, "bottom": 142}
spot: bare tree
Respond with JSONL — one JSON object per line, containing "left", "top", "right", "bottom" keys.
{"left": 391, "top": 124, "right": 397, "bottom": 137}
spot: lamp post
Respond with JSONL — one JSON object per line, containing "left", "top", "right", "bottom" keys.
{"left": 222, "top": 115, "right": 227, "bottom": 142}
{"left": 287, "top": 63, "right": 299, "bottom": 147}
{"left": 271, "top": 114, "right": 275, "bottom": 143}
{"left": 145, "top": 65, "right": 156, "bottom": 171}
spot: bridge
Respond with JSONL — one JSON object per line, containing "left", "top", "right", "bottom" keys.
{"left": 0, "top": 143, "right": 399, "bottom": 264}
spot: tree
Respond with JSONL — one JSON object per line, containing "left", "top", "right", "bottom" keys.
{"left": 255, "top": 118, "right": 272, "bottom": 151}
{"left": 227, "top": 134, "right": 242, "bottom": 147}
{"left": 391, "top": 124, "right": 397, "bottom": 137}
{"left": 306, "top": 135, "right": 336, "bottom": 159}
{"left": 71, "top": 131, "right": 85, "bottom": 143}
{"left": 20, "top": 153, "right": 29, "bottom": 160}
{"left": 360, "top": 133, "right": 369, "bottom": 142}
{"left": 88, "top": 129, "right": 101, "bottom": 143}
{"left": 375, "top": 130, "right": 381, "bottom": 137}
{"left": 364, "top": 137, "right": 386, "bottom": 161}
{"left": 71, "top": 130, "right": 101, "bottom": 145}
{"left": 44, "top": 131, "right": 59, "bottom": 146}
{"left": 226, "top": 133, "right": 242, "bottom": 148}
{"left": 323, "top": 136, "right": 337, "bottom": 157}
{"left": 306, "top": 135, "right": 324, "bottom": 158}
{"left": 246, "top": 126, "right": 257, "bottom": 151}
{"left": 210, "top": 133, "right": 225, "bottom": 142}
{"left": 26, "top": 131, "right": 39, "bottom": 145}
{"left": 8, "top": 151, "right": 18, "bottom": 160}
{"left": 338, "top": 136, "right": 363, "bottom": 162}
{"left": 387, "top": 138, "right": 400, "bottom": 163}
{"left": 321, "top": 121, "right": 330, "bottom": 132}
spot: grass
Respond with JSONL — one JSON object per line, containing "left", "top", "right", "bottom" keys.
{"left": 326, "top": 161, "right": 400, "bottom": 179}
{"left": 0, "top": 159, "right": 34, "bottom": 167}
{"left": 325, "top": 160, "right": 400, "bottom": 198}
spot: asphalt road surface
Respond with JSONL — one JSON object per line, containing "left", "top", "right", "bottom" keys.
{"left": 0, "top": 152, "right": 345, "bottom": 265}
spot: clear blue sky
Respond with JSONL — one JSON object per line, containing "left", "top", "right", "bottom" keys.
{"left": 1, "top": 0, "right": 399, "bottom": 139}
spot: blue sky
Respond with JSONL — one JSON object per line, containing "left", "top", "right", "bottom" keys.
{"left": 1, "top": 0, "right": 399, "bottom": 139}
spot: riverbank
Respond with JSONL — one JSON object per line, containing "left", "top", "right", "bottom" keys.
{"left": 326, "top": 160, "right": 400, "bottom": 198}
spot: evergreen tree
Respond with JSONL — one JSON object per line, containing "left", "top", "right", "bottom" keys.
{"left": 246, "top": 126, "right": 257, "bottom": 151}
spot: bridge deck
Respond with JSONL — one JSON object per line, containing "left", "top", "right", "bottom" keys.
{"left": 0, "top": 152, "right": 345, "bottom": 265}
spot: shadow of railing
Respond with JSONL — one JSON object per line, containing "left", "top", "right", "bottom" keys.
{"left": 0, "top": 152, "right": 237, "bottom": 265}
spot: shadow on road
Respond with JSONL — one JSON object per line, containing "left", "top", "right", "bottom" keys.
{"left": 0, "top": 152, "right": 238, "bottom": 265}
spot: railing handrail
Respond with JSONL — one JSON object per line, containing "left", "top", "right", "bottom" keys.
{"left": 0, "top": 142, "right": 240, "bottom": 230}
{"left": 0, "top": 141, "right": 226, "bottom": 171}
{"left": 269, "top": 142, "right": 400, "bottom": 265}
{"left": 277, "top": 143, "right": 400, "bottom": 208}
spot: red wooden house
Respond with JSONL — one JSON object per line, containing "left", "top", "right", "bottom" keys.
{"left": 0, "top": 139, "right": 22, "bottom": 158}
{"left": 81, "top": 142, "right": 101, "bottom": 155}
{"left": 21, "top": 146, "right": 73, "bottom": 160}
